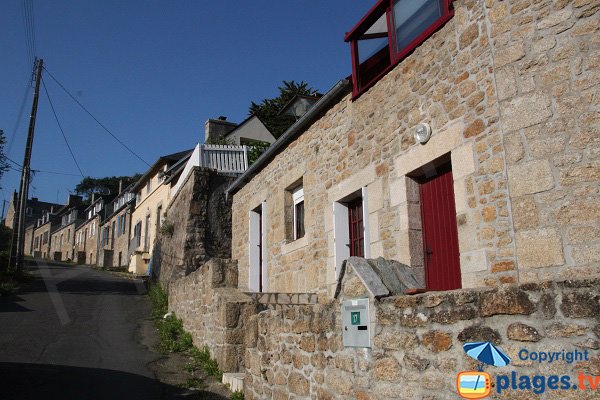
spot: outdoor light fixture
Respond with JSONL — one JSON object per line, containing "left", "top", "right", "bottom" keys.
{"left": 414, "top": 123, "right": 432, "bottom": 144}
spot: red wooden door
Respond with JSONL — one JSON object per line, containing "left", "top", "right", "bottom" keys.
{"left": 258, "top": 208, "right": 263, "bottom": 292}
{"left": 419, "top": 165, "right": 461, "bottom": 290}
{"left": 348, "top": 198, "right": 364, "bottom": 257}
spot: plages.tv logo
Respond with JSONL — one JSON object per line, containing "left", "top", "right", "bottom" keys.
{"left": 456, "top": 341, "right": 511, "bottom": 399}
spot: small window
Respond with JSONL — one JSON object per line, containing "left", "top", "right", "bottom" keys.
{"left": 345, "top": 0, "right": 453, "bottom": 97}
{"left": 292, "top": 186, "right": 305, "bottom": 240}
{"left": 146, "top": 179, "right": 152, "bottom": 194}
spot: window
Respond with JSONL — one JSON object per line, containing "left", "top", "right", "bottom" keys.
{"left": 156, "top": 206, "right": 162, "bottom": 235}
{"left": 121, "top": 213, "right": 127, "bottom": 234}
{"left": 134, "top": 221, "right": 142, "bottom": 248}
{"left": 43, "top": 231, "right": 48, "bottom": 245}
{"left": 292, "top": 186, "right": 305, "bottom": 240}
{"left": 146, "top": 179, "right": 152, "bottom": 194}
{"left": 345, "top": 0, "right": 453, "bottom": 97}
{"left": 67, "top": 229, "right": 70, "bottom": 243}
{"left": 348, "top": 198, "right": 365, "bottom": 257}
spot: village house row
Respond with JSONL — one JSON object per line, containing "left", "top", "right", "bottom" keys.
{"left": 3, "top": 0, "right": 599, "bottom": 397}
{"left": 2, "top": 113, "right": 278, "bottom": 274}
{"left": 4, "top": 0, "right": 598, "bottom": 295}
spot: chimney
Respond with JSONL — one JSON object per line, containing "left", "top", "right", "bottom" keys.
{"left": 204, "top": 116, "right": 237, "bottom": 143}
{"left": 119, "top": 180, "right": 123, "bottom": 194}
{"left": 91, "top": 193, "right": 95, "bottom": 204}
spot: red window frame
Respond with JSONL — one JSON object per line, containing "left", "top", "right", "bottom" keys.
{"left": 345, "top": 0, "right": 454, "bottom": 98}
{"left": 347, "top": 198, "right": 364, "bottom": 257}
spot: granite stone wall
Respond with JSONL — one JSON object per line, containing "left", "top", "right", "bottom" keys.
{"left": 155, "top": 167, "right": 236, "bottom": 288}
{"left": 168, "top": 258, "right": 258, "bottom": 373}
{"left": 243, "top": 259, "right": 599, "bottom": 399}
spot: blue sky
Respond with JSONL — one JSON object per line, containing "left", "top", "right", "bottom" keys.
{"left": 1, "top": 1, "right": 369, "bottom": 210}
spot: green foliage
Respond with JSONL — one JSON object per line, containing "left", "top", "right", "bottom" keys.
{"left": 159, "top": 221, "right": 175, "bottom": 237}
{"left": 181, "top": 377, "right": 205, "bottom": 390}
{"left": 186, "top": 346, "right": 222, "bottom": 381}
{"left": 231, "top": 391, "right": 245, "bottom": 400}
{"left": 147, "top": 282, "right": 193, "bottom": 354}
{"left": 74, "top": 173, "right": 141, "bottom": 202}
{"left": 0, "top": 129, "right": 9, "bottom": 189}
{"left": 147, "top": 282, "right": 168, "bottom": 318}
{"left": 205, "top": 136, "right": 235, "bottom": 146}
{"left": 247, "top": 141, "right": 271, "bottom": 165}
{"left": 249, "top": 80, "right": 319, "bottom": 138}
{"left": 158, "top": 314, "right": 193, "bottom": 353}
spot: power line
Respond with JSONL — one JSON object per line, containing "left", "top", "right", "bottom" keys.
{"left": 5, "top": 156, "right": 22, "bottom": 168}
{"left": 41, "top": 76, "right": 85, "bottom": 178}
{"left": 21, "top": 0, "right": 36, "bottom": 65}
{"left": 31, "top": 169, "right": 83, "bottom": 177}
{"left": 6, "top": 81, "right": 31, "bottom": 156}
{"left": 42, "top": 67, "right": 152, "bottom": 168}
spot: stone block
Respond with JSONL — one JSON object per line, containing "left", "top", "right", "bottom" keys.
{"left": 546, "top": 322, "right": 589, "bottom": 337}
{"left": 495, "top": 68, "right": 517, "bottom": 101}
{"left": 502, "top": 93, "right": 552, "bottom": 132}
{"left": 571, "top": 243, "right": 600, "bottom": 265}
{"left": 458, "top": 325, "right": 501, "bottom": 345}
{"left": 515, "top": 228, "right": 565, "bottom": 269}
{"left": 373, "top": 357, "right": 402, "bottom": 381}
{"left": 374, "top": 330, "right": 418, "bottom": 350}
{"left": 495, "top": 43, "right": 526, "bottom": 68}
{"left": 479, "top": 287, "right": 535, "bottom": 316}
{"left": 508, "top": 160, "right": 555, "bottom": 197}
{"left": 507, "top": 322, "right": 542, "bottom": 342}
{"left": 389, "top": 177, "right": 407, "bottom": 207}
{"left": 288, "top": 372, "right": 309, "bottom": 396}
{"left": 512, "top": 196, "right": 539, "bottom": 230}
{"left": 460, "top": 249, "right": 488, "bottom": 274}
{"left": 451, "top": 143, "right": 476, "bottom": 179}
{"left": 561, "top": 292, "right": 600, "bottom": 318}
{"left": 421, "top": 330, "right": 453, "bottom": 353}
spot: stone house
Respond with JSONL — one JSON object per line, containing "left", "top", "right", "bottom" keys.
{"left": 226, "top": 0, "right": 599, "bottom": 299}
{"left": 74, "top": 195, "right": 111, "bottom": 265}
{"left": 48, "top": 195, "right": 85, "bottom": 262}
{"left": 129, "top": 149, "right": 192, "bottom": 274}
{"left": 160, "top": 1, "right": 599, "bottom": 397}
{"left": 31, "top": 208, "right": 60, "bottom": 259}
{"left": 98, "top": 188, "right": 135, "bottom": 268}
{"left": 205, "top": 115, "right": 276, "bottom": 145}
{"left": 2, "top": 191, "right": 61, "bottom": 229}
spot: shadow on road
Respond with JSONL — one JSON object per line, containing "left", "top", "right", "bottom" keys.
{"left": 0, "top": 362, "right": 230, "bottom": 400}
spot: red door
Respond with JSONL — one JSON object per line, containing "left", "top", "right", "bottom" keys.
{"left": 419, "top": 165, "right": 461, "bottom": 290}
{"left": 348, "top": 198, "right": 364, "bottom": 257}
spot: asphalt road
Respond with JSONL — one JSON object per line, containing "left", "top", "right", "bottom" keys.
{"left": 0, "top": 261, "right": 170, "bottom": 400}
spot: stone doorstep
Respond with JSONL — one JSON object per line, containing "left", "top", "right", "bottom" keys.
{"left": 222, "top": 373, "right": 245, "bottom": 393}
{"left": 246, "top": 292, "right": 319, "bottom": 305}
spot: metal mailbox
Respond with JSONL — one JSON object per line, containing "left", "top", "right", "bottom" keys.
{"left": 342, "top": 298, "right": 371, "bottom": 348}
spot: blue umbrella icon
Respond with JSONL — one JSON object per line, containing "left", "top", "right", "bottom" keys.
{"left": 463, "top": 342, "right": 511, "bottom": 367}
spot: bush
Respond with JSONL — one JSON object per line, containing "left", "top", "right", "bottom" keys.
{"left": 231, "top": 391, "right": 244, "bottom": 400}
{"left": 147, "top": 282, "right": 168, "bottom": 319}
{"left": 186, "top": 346, "right": 222, "bottom": 381}
{"left": 159, "top": 221, "right": 174, "bottom": 237}
{"left": 158, "top": 314, "right": 193, "bottom": 353}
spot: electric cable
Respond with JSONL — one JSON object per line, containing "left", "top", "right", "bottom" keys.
{"left": 42, "top": 66, "right": 152, "bottom": 168}
{"left": 41, "top": 76, "right": 85, "bottom": 178}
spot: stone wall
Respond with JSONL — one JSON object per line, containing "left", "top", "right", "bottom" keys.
{"left": 155, "top": 167, "right": 236, "bottom": 288}
{"left": 488, "top": 0, "right": 600, "bottom": 283}
{"left": 168, "top": 258, "right": 258, "bottom": 373}
{"left": 243, "top": 259, "right": 600, "bottom": 399}
{"left": 231, "top": 0, "right": 600, "bottom": 298}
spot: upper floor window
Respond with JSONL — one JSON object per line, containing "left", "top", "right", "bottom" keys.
{"left": 345, "top": 0, "right": 453, "bottom": 97}
{"left": 146, "top": 179, "right": 152, "bottom": 194}
{"left": 292, "top": 186, "right": 305, "bottom": 240}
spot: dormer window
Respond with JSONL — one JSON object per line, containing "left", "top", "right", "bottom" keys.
{"left": 345, "top": 0, "right": 453, "bottom": 97}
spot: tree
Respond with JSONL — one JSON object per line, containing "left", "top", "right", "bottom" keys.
{"left": 0, "top": 130, "right": 9, "bottom": 190}
{"left": 249, "top": 80, "right": 319, "bottom": 138}
{"left": 74, "top": 174, "right": 141, "bottom": 202}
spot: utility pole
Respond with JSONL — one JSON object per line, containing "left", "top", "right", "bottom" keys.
{"left": 9, "top": 58, "right": 43, "bottom": 271}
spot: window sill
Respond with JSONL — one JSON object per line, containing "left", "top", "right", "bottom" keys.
{"left": 283, "top": 236, "right": 309, "bottom": 255}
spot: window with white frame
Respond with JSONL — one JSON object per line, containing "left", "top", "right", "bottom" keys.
{"left": 292, "top": 186, "right": 305, "bottom": 240}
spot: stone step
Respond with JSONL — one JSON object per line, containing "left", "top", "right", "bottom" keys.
{"left": 222, "top": 373, "right": 245, "bottom": 393}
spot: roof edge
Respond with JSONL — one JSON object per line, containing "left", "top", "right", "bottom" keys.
{"left": 226, "top": 79, "right": 351, "bottom": 197}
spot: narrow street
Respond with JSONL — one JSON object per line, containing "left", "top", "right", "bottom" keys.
{"left": 0, "top": 261, "right": 175, "bottom": 399}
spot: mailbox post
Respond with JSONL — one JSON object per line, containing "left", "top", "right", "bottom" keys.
{"left": 341, "top": 298, "right": 371, "bottom": 348}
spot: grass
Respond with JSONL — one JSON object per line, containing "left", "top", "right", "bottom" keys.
{"left": 147, "top": 282, "right": 193, "bottom": 354}
{"left": 231, "top": 391, "right": 245, "bottom": 400}
{"left": 186, "top": 346, "right": 223, "bottom": 381}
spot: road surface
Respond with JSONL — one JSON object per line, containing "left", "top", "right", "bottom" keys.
{"left": 0, "top": 261, "right": 173, "bottom": 399}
